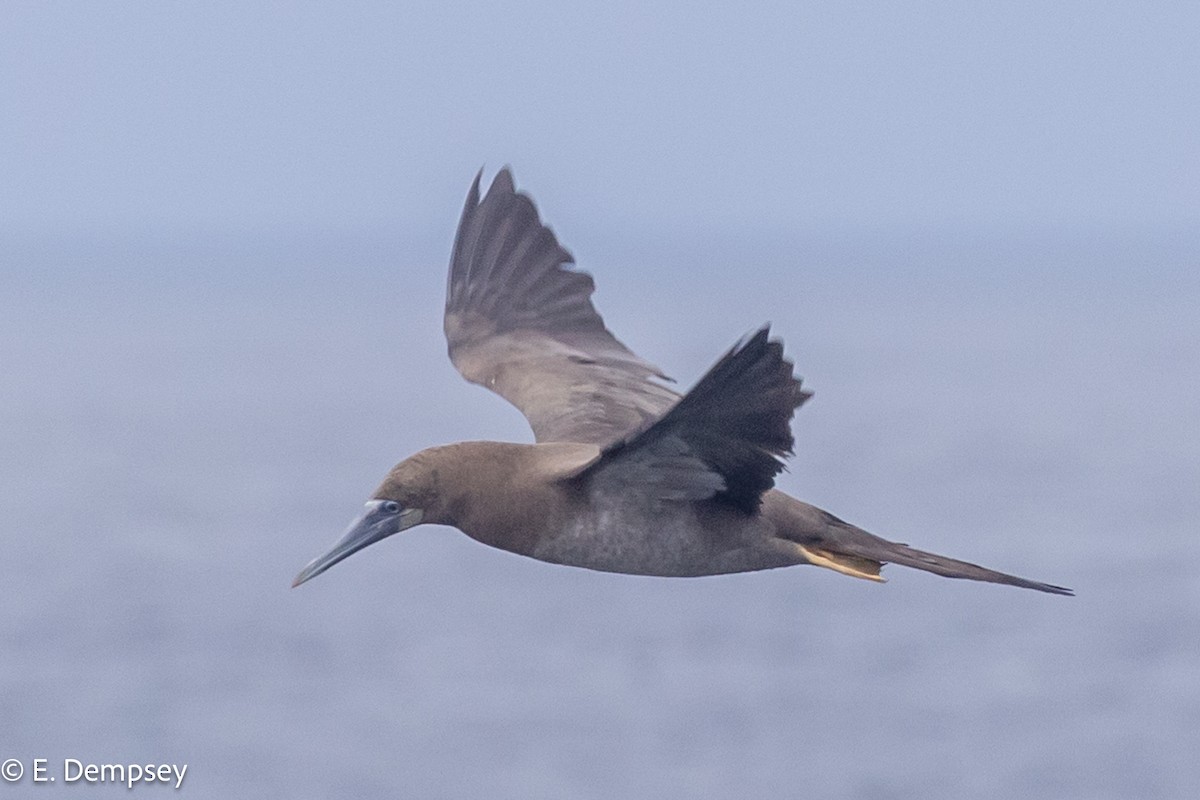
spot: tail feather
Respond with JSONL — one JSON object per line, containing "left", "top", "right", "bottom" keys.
{"left": 764, "top": 492, "right": 1073, "bottom": 595}
{"left": 818, "top": 518, "right": 1074, "bottom": 595}
{"left": 847, "top": 537, "right": 1074, "bottom": 595}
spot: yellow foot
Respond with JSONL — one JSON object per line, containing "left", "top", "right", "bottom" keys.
{"left": 792, "top": 543, "right": 887, "bottom": 583}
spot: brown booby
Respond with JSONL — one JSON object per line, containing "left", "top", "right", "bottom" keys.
{"left": 293, "top": 169, "right": 1071, "bottom": 595}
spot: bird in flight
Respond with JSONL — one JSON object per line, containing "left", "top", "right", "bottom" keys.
{"left": 293, "top": 169, "right": 1071, "bottom": 595}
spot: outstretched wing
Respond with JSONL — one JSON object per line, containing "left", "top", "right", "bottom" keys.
{"left": 444, "top": 169, "right": 679, "bottom": 445}
{"left": 568, "top": 328, "right": 812, "bottom": 513}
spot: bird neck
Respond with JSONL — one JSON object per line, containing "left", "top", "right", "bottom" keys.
{"left": 433, "top": 441, "right": 591, "bottom": 557}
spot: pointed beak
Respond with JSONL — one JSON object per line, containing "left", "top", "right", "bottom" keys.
{"left": 292, "top": 500, "right": 423, "bottom": 587}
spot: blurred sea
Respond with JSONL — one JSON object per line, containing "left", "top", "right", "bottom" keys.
{"left": 1, "top": 230, "right": 1197, "bottom": 798}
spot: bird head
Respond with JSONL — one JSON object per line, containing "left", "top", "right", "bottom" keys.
{"left": 291, "top": 451, "right": 445, "bottom": 587}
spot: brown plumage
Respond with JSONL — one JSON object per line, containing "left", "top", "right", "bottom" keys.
{"left": 292, "top": 168, "right": 1072, "bottom": 595}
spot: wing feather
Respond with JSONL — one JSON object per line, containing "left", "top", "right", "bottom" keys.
{"left": 445, "top": 169, "right": 678, "bottom": 444}
{"left": 567, "top": 328, "right": 812, "bottom": 513}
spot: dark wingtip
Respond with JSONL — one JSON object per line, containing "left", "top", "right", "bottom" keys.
{"left": 738, "top": 324, "right": 810, "bottom": 412}
{"left": 465, "top": 168, "right": 484, "bottom": 211}
{"left": 746, "top": 324, "right": 771, "bottom": 348}
{"left": 489, "top": 166, "right": 516, "bottom": 196}
{"left": 464, "top": 164, "right": 516, "bottom": 210}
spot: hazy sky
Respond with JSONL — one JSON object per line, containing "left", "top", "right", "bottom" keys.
{"left": 4, "top": 1, "right": 1197, "bottom": 247}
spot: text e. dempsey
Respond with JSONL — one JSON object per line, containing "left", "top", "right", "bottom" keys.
{"left": 53, "top": 759, "right": 187, "bottom": 789}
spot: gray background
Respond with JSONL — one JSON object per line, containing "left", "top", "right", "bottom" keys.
{"left": 3, "top": 2, "right": 1197, "bottom": 798}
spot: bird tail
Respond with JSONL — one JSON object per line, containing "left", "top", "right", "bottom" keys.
{"left": 764, "top": 493, "right": 1073, "bottom": 595}
{"left": 828, "top": 534, "right": 1075, "bottom": 595}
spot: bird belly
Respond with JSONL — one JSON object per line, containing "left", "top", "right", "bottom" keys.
{"left": 529, "top": 506, "right": 795, "bottom": 577}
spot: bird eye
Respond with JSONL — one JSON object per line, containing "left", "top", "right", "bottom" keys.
{"left": 382, "top": 500, "right": 401, "bottom": 514}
